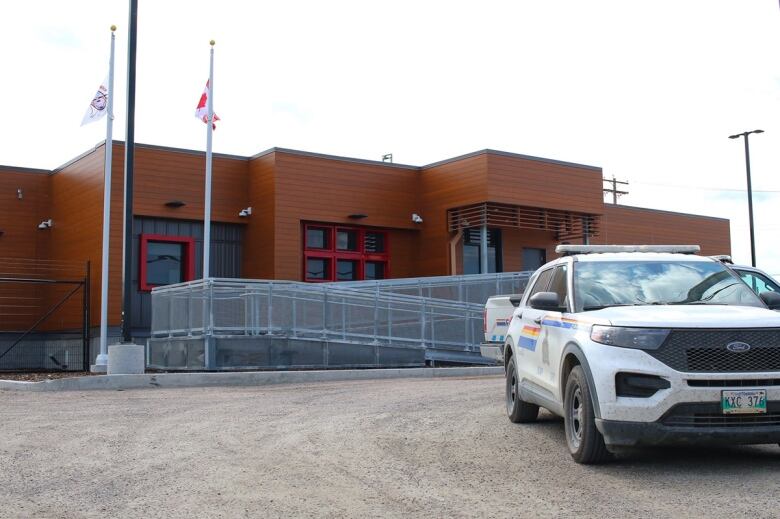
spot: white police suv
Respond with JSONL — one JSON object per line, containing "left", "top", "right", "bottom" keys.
{"left": 503, "top": 245, "right": 780, "bottom": 464}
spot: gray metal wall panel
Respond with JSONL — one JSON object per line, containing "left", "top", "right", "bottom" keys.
{"left": 131, "top": 216, "right": 243, "bottom": 334}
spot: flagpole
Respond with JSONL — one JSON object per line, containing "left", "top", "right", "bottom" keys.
{"left": 203, "top": 40, "right": 215, "bottom": 279}
{"left": 92, "top": 25, "right": 116, "bottom": 372}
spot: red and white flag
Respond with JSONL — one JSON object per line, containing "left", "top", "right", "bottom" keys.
{"left": 195, "top": 80, "right": 220, "bottom": 129}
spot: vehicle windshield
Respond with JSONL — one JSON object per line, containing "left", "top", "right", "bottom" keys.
{"left": 574, "top": 260, "right": 764, "bottom": 311}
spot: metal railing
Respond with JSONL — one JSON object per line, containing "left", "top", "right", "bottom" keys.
{"left": 149, "top": 272, "right": 532, "bottom": 369}
{"left": 331, "top": 271, "right": 532, "bottom": 305}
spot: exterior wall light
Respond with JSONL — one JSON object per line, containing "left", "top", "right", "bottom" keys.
{"left": 239, "top": 207, "right": 252, "bottom": 217}
{"left": 412, "top": 213, "right": 423, "bottom": 223}
{"left": 38, "top": 219, "right": 52, "bottom": 229}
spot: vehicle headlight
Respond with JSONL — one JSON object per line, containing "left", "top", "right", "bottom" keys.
{"left": 590, "top": 325, "right": 670, "bottom": 350}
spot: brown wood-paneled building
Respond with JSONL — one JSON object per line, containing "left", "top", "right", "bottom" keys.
{"left": 0, "top": 141, "right": 731, "bottom": 336}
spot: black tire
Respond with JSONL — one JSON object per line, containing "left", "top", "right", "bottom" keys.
{"left": 506, "top": 356, "right": 539, "bottom": 423}
{"left": 563, "top": 365, "right": 611, "bottom": 464}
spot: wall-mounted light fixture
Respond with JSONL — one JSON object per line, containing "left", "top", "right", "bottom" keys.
{"left": 38, "top": 219, "right": 52, "bottom": 229}
{"left": 348, "top": 213, "right": 368, "bottom": 220}
{"left": 412, "top": 213, "right": 423, "bottom": 223}
{"left": 17, "top": 188, "right": 23, "bottom": 200}
{"left": 239, "top": 207, "right": 252, "bottom": 217}
{"left": 165, "top": 200, "right": 186, "bottom": 208}
{"left": 382, "top": 153, "right": 393, "bottom": 163}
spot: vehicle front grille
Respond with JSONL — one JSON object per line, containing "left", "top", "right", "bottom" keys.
{"left": 662, "top": 402, "right": 780, "bottom": 428}
{"left": 687, "top": 378, "right": 780, "bottom": 387}
{"left": 647, "top": 329, "right": 780, "bottom": 372}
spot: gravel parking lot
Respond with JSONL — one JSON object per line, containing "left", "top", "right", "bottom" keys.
{"left": 1, "top": 375, "right": 779, "bottom": 518}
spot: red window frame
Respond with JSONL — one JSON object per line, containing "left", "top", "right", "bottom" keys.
{"left": 303, "top": 224, "right": 390, "bottom": 282}
{"left": 139, "top": 234, "right": 196, "bottom": 292}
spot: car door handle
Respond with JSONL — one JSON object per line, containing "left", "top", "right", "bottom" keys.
{"left": 533, "top": 317, "right": 542, "bottom": 324}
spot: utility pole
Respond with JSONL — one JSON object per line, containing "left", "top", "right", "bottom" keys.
{"left": 603, "top": 176, "right": 629, "bottom": 204}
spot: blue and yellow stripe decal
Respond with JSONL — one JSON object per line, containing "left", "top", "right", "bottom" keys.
{"left": 518, "top": 325, "right": 541, "bottom": 351}
{"left": 540, "top": 316, "right": 581, "bottom": 330}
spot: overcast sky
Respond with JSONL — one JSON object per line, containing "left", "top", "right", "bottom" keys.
{"left": 2, "top": 0, "right": 779, "bottom": 274}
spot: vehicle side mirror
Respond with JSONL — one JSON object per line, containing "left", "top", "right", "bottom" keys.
{"left": 528, "top": 292, "right": 564, "bottom": 312}
{"left": 509, "top": 295, "right": 523, "bottom": 307}
{"left": 760, "top": 291, "right": 780, "bottom": 310}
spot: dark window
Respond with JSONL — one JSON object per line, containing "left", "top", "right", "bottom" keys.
{"left": 364, "top": 232, "right": 386, "bottom": 253}
{"left": 463, "top": 246, "right": 480, "bottom": 275}
{"left": 365, "top": 261, "right": 386, "bottom": 280}
{"left": 139, "top": 234, "right": 195, "bottom": 291}
{"left": 336, "top": 259, "right": 359, "bottom": 281}
{"left": 147, "top": 242, "right": 185, "bottom": 285}
{"left": 306, "top": 227, "right": 330, "bottom": 249}
{"left": 463, "top": 228, "right": 502, "bottom": 274}
{"left": 336, "top": 229, "right": 359, "bottom": 251}
{"left": 522, "top": 248, "right": 547, "bottom": 272}
{"left": 306, "top": 258, "right": 330, "bottom": 280}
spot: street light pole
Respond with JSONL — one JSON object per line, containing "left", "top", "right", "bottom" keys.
{"left": 728, "top": 129, "right": 763, "bottom": 267}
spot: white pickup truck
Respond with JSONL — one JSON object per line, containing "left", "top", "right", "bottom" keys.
{"left": 481, "top": 245, "right": 780, "bottom": 464}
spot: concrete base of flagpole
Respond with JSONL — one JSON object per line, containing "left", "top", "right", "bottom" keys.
{"left": 90, "top": 353, "right": 108, "bottom": 374}
{"left": 107, "top": 343, "right": 145, "bottom": 375}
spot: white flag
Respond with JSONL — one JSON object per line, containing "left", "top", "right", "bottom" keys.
{"left": 81, "top": 77, "right": 109, "bottom": 126}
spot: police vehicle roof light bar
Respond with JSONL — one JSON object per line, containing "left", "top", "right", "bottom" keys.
{"left": 555, "top": 245, "right": 701, "bottom": 256}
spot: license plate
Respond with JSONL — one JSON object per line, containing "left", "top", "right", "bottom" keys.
{"left": 722, "top": 390, "right": 767, "bottom": 414}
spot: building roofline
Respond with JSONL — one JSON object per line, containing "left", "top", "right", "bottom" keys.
{"left": 249, "top": 147, "right": 420, "bottom": 170}
{"left": 52, "top": 141, "right": 106, "bottom": 173}
{"left": 605, "top": 203, "right": 730, "bottom": 222}
{"left": 131, "top": 141, "right": 249, "bottom": 161}
{"left": 0, "top": 165, "right": 52, "bottom": 175}
{"left": 6, "top": 142, "right": 601, "bottom": 175}
{"left": 52, "top": 140, "right": 249, "bottom": 173}
{"left": 421, "top": 149, "right": 602, "bottom": 172}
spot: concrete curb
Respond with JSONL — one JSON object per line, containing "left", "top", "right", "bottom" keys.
{"left": 0, "top": 366, "right": 504, "bottom": 392}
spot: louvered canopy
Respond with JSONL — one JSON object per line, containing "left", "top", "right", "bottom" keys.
{"left": 447, "top": 202, "right": 600, "bottom": 241}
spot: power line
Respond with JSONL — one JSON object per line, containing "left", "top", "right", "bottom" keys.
{"left": 631, "top": 180, "right": 780, "bottom": 193}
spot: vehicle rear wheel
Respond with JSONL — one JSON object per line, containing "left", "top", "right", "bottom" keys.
{"left": 564, "top": 365, "right": 611, "bottom": 464}
{"left": 506, "top": 356, "right": 539, "bottom": 423}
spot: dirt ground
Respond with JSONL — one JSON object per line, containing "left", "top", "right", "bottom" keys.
{"left": 1, "top": 376, "right": 779, "bottom": 518}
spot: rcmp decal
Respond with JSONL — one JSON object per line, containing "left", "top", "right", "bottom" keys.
{"left": 518, "top": 325, "right": 541, "bottom": 351}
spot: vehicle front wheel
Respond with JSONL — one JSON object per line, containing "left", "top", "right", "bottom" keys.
{"left": 563, "top": 365, "right": 611, "bottom": 464}
{"left": 506, "top": 356, "right": 539, "bottom": 423}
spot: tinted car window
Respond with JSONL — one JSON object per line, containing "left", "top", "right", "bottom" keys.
{"left": 548, "top": 265, "right": 569, "bottom": 309}
{"left": 524, "top": 268, "right": 554, "bottom": 305}
{"left": 738, "top": 271, "right": 780, "bottom": 295}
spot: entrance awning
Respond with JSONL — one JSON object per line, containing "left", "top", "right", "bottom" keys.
{"left": 447, "top": 202, "right": 601, "bottom": 241}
